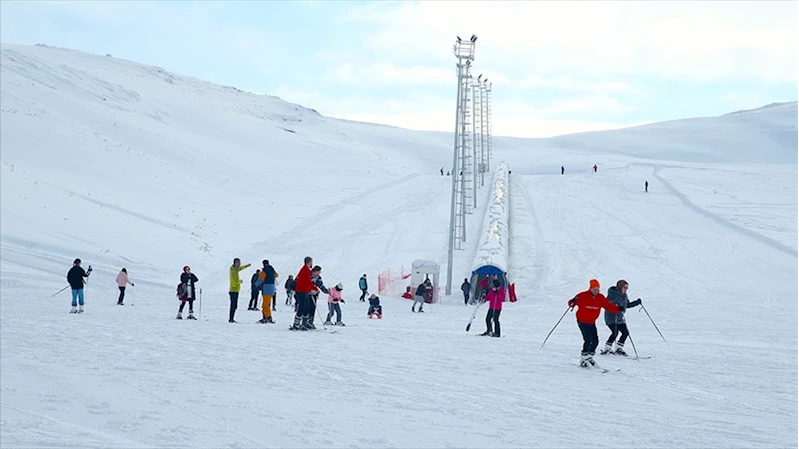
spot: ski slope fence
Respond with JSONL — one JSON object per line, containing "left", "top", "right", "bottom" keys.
{"left": 470, "top": 161, "right": 511, "bottom": 299}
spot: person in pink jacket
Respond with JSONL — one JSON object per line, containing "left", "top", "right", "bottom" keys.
{"left": 115, "top": 268, "right": 134, "bottom": 305}
{"left": 480, "top": 278, "right": 505, "bottom": 337}
{"left": 324, "top": 283, "right": 346, "bottom": 326}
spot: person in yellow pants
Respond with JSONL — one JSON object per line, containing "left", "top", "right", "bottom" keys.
{"left": 258, "top": 260, "right": 279, "bottom": 323}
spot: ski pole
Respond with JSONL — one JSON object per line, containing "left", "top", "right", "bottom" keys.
{"left": 198, "top": 288, "right": 203, "bottom": 320}
{"left": 51, "top": 285, "right": 70, "bottom": 297}
{"left": 541, "top": 305, "right": 573, "bottom": 348}
{"left": 465, "top": 300, "right": 486, "bottom": 332}
{"left": 640, "top": 303, "right": 667, "bottom": 344}
{"left": 627, "top": 331, "right": 640, "bottom": 360}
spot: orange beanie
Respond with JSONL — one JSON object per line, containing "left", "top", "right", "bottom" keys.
{"left": 589, "top": 279, "right": 600, "bottom": 289}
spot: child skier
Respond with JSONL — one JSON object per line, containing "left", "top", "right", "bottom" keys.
{"left": 324, "top": 283, "right": 346, "bottom": 326}
{"left": 601, "top": 280, "right": 642, "bottom": 356}
{"left": 568, "top": 279, "right": 619, "bottom": 368}
{"left": 177, "top": 266, "right": 199, "bottom": 320}
{"left": 368, "top": 294, "right": 383, "bottom": 319}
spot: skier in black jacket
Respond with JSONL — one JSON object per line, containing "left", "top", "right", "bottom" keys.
{"left": 248, "top": 269, "right": 261, "bottom": 310}
{"left": 308, "top": 266, "right": 329, "bottom": 329}
{"left": 284, "top": 275, "right": 296, "bottom": 306}
{"left": 461, "top": 278, "right": 471, "bottom": 305}
{"left": 601, "top": 280, "right": 642, "bottom": 356}
{"left": 66, "top": 258, "right": 91, "bottom": 313}
{"left": 177, "top": 266, "right": 199, "bottom": 320}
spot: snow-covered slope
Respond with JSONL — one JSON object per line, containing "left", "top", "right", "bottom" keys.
{"left": 0, "top": 43, "right": 452, "bottom": 288}
{"left": 1, "top": 43, "right": 796, "bottom": 449}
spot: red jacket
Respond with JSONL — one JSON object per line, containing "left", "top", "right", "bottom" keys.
{"left": 568, "top": 290, "right": 619, "bottom": 324}
{"left": 294, "top": 265, "right": 317, "bottom": 294}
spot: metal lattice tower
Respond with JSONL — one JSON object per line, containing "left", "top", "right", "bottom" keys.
{"left": 446, "top": 34, "right": 476, "bottom": 295}
{"left": 485, "top": 82, "right": 492, "bottom": 170}
{"left": 477, "top": 77, "right": 487, "bottom": 188}
{"left": 455, "top": 60, "right": 472, "bottom": 245}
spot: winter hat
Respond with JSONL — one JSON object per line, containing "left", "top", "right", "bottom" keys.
{"left": 589, "top": 279, "right": 600, "bottom": 289}
{"left": 335, "top": 283, "right": 343, "bottom": 290}
{"left": 616, "top": 279, "right": 628, "bottom": 289}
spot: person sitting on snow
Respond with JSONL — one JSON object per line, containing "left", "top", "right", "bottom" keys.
{"left": 368, "top": 294, "right": 383, "bottom": 319}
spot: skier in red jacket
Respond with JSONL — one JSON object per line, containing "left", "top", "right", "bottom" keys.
{"left": 568, "top": 279, "right": 620, "bottom": 368}
{"left": 290, "top": 256, "right": 319, "bottom": 331}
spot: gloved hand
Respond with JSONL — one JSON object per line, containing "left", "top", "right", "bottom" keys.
{"left": 637, "top": 298, "right": 642, "bottom": 304}
{"left": 568, "top": 297, "right": 578, "bottom": 307}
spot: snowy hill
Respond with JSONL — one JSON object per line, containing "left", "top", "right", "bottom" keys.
{"left": 1, "top": 43, "right": 797, "bottom": 448}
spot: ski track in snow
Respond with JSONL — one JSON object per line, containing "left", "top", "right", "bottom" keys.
{"left": 1, "top": 44, "right": 797, "bottom": 449}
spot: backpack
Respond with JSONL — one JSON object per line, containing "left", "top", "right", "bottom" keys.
{"left": 177, "top": 283, "right": 188, "bottom": 301}
{"left": 255, "top": 271, "right": 265, "bottom": 289}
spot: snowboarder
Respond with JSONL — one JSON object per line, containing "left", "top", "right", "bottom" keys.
{"left": 324, "top": 282, "right": 346, "bottom": 326}
{"left": 601, "top": 280, "right": 642, "bottom": 356}
{"left": 561, "top": 166, "right": 564, "bottom": 175}
{"left": 228, "top": 258, "right": 252, "bottom": 323}
{"left": 368, "top": 294, "right": 383, "bottom": 318}
{"left": 257, "top": 260, "right": 278, "bottom": 324}
{"left": 461, "top": 278, "right": 471, "bottom": 305}
{"left": 593, "top": 164, "right": 597, "bottom": 173}
{"left": 115, "top": 268, "right": 134, "bottom": 305}
{"left": 67, "top": 258, "right": 91, "bottom": 313}
{"left": 359, "top": 274, "right": 368, "bottom": 301}
{"left": 567, "top": 279, "right": 620, "bottom": 367}
{"left": 284, "top": 275, "right": 295, "bottom": 306}
{"left": 309, "top": 265, "right": 329, "bottom": 328}
{"left": 178, "top": 266, "right": 199, "bottom": 319}
{"left": 645, "top": 180, "right": 648, "bottom": 192}
{"left": 248, "top": 269, "right": 261, "bottom": 310}
{"left": 480, "top": 279, "right": 505, "bottom": 337}
{"left": 290, "top": 256, "right": 318, "bottom": 331}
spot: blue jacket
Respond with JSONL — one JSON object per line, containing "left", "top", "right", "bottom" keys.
{"left": 359, "top": 277, "right": 367, "bottom": 290}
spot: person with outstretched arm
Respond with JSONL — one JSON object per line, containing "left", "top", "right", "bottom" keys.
{"left": 67, "top": 258, "right": 91, "bottom": 313}
{"left": 601, "top": 280, "right": 641, "bottom": 356}
{"left": 309, "top": 266, "right": 329, "bottom": 328}
{"left": 568, "top": 279, "right": 619, "bottom": 368}
{"left": 228, "top": 258, "right": 252, "bottom": 323}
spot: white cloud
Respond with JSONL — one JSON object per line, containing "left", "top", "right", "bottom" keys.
{"left": 325, "top": 62, "right": 453, "bottom": 86}
{"left": 515, "top": 75, "right": 644, "bottom": 95}
{"left": 347, "top": 1, "right": 797, "bottom": 83}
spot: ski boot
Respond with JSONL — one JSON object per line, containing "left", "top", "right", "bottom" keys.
{"left": 491, "top": 333, "right": 500, "bottom": 338}
{"left": 323, "top": 320, "right": 333, "bottom": 326}
{"left": 187, "top": 313, "right": 197, "bottom": 320}
{"left": 335, "top": 321, "right": 346, "bottom": 326}
{"left": 479, "top": 330, "right": 492, "bottom": 336}
{"left": 70, "top": 307, "right": 78, "bottom": 314}
{"left": 176, "top": 312, "right": 183, "bottom": 320}
{"left": 615, "top": 344, "right": 628, "bottom": 357}
{"left": 587, "top": 354, "right": 597, "bottom": 367}
{"left": 579, "top": 354, "right": 589, "bottom": 368}
{"left": 599, "top": 343, "right": 613, "bottom": 355}
{"left": 77, "top": 306, "right": 84, "bottom": 314}
{"left": 229, "top": 319, "right": 237, "bottom": 323}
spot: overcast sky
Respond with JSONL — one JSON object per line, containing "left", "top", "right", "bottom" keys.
{"left": 1, "top": 1, "right": 796, "bottom": 137}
